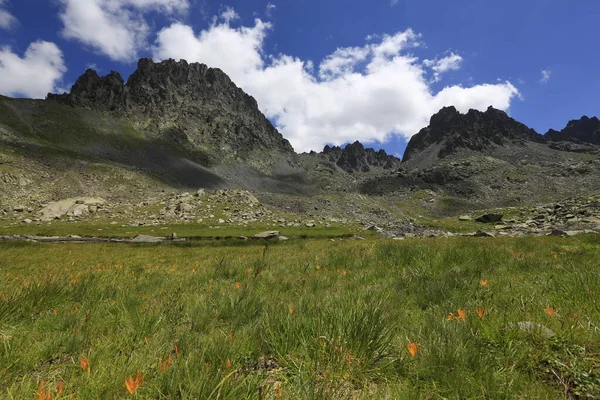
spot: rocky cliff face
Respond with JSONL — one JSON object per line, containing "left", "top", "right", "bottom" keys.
{"left": 320, "top": 141, "right": 401, "bottom": 173}
{"left": 546, "top": 116, "right": 600, "bottom": 145}
{"left": 47, "top": 58, "right": 295, "bottom": 172}
{"left": 402, "top": 106, "right": 545, "bottom": 165}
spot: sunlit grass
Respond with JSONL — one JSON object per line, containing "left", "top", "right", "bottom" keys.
{"left": 0, "top": 235, "right": 599, "bottom": 398}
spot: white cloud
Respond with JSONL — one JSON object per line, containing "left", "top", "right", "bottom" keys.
{"left": 0, "top": 0, "right": 17, "bottom": 30}
{"left": 219, "top": 6, "right": 239, "bottom": 23}
{"left": 152, "top": 10, "right": 520, "bottom": 152}
{"left": 423, "top": 52, "right": 462, "bottom": 82}
{"left": 0, "top": 41, "right": 67, "bottom": 98}
{"left": 540, "top": 69, "right": 551, "bottom": 83}
{"left": 390, "top": 0, "right": 399, "bottom": 6}
{"left": 58, "top": 0, "right": 189, "bottom": 62}
{"left": 266, "top": 2, "right": 276, "bottom": 17}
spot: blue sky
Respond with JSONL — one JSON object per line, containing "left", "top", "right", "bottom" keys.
{"left": 0, "top": 0, "right": 598, "bottom": 157}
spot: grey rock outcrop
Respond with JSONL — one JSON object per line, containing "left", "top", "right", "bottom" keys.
{"left": 47, "top": 58, "right": 295, "bottom": 172}
{"left": 321, "top": 141, "right": 401, "bottom": 173}
{"left": 402, "top": 106, "right": 545, "bottom": 166}
{"left": 546, "top": 116, "right": 600, "bottom": 145}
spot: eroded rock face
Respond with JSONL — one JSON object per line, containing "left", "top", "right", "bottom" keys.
{"left": 321, "top": 141, "right": 401, "bottom": 173}
{"left": 546, "top": 116, "right": 600, "bottom": 145}
{"left": 403, "top": 106, "right": 545, "bottom": 163}
{"left": 47, "top": 58, "right": 295, "bottom": 171}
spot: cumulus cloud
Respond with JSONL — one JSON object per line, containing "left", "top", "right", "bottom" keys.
{"left": 423, "top": 52, "right": 463, "bottom": 82}
{"left": 152, "top": 10, "right": 520, "bottom": 152}
{"left": 58, "top": 0, "right": 189, "bottom": 62}
{"left": 0, "top": 0, "right": 17, "bottom": 30}
{"left": 0, "top": 41, "right": 67, "bottom": 98}
{"left": 540, "top": 69, "right": 551, "bottom": 83}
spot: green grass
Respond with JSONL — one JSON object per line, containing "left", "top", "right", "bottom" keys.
{"left": 0, "top": 235, "right": 599, "bottom": 399}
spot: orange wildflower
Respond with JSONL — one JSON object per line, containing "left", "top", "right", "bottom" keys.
{"left": 235, "top": 282, "right": 242, "bottom": 289}
{"left": 80, "top": 358, "right": 90, "bottom": 374}
{"left": 125, "top": 371, "right": 143, "bottom": 395}
{"left": 315, "top": 265, "right": 321, "bottom": 270}
{"left": 192, "top": 268, "right": 197, "bottom": 273}
{"left": 52, "top": 308, "right": 59, "bottom": 316}
{"left": 457, "top": 308, "right": 466, "bottom": 322}
{"left": 480, "top": 280, "right": 488, "bottom": 287}
{"left": 276, "top": 382, "right": 282, "bottom": 398}
{"left": 36, "top": 381, "right": 53, "bottom": 400}
{"left": 160, "top": 355, "right": 172, "bottom": 373}
{"left": 226, "top": 359, "right": 231, "bottom": 369}
{"left": 545, "top": 307, "right": 555, "bottom": 317}
{"left": 288, "top": 305, "right": 295, "bottom": 314}
{"left": 408, "top": 342, "right": 419, "bottom": 358}
{"left": 228, "top": 330, "right": 234, "bottom": 343}
{"left": 57, "top": 381, "right": 64, "bottom": 395}
{"left": 476, "top": 307, "right": 486, "bottom": 319}
{"left": 342, "top": 270, "right": 348, "bottom": 276}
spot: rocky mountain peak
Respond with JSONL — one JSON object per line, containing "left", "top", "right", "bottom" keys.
{"left": 46, "top": 58, "right": 295, "bottom": 170}
{"left": 320, "top": 141, "right": 400, "bottom": 173}
{"left": 402, "top": 106, "right": 544, "bottom": 165}
{"left": 546, "top": 115, "right": 600, "bottom": 145}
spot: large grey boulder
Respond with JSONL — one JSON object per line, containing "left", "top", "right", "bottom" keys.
{"left": 253, "top": 231, "right": 280, "bottom": 239}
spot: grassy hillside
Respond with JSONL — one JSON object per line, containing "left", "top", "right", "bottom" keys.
{"left": 0, "top": 236, "right": 598, "bottom": 399}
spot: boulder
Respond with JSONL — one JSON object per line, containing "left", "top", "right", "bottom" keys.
{"left": 253, "top": 231, "right": 280, "bottom": 239}
{"left": 39, "top": 198, "right": 105, "bottom": 221}
{"left": 131, "top": 235, "right": 164, "bottom": 243}
{"left": 475, "top": 213, "right": 503, "bottom": 223}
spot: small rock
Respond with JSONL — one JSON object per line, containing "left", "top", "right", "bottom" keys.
{"left": 353, "top": 236, "right": 366, "bottom": 240}
{"left": 278, "top": 235, "right": 289, "bottom": 241}
{"left": 472, "top": 230, "right": 495, "bottom": 237}
{"left": 13, "top": 205, "right": 26, "bottom": 212}
{"left": 549, "top": 229, "right": 568, "bottom": 237}
{"left": 22, "top": 219, "right": 32, "bottom": 224}
{"left": 170, "top": 232, "right": 178, "bottom": 240}
{"left": 458, "top": 215, "right": 472, "bottom": 221}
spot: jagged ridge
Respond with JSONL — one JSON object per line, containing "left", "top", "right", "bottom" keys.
{"left": 48, "top": 58, "right": 295, "bottom": 171}
{"left": 403, "top": 106, "right": 544, "bottom": 163}
{"left": 320, "top": 141, "right": 400, "bottom": 173}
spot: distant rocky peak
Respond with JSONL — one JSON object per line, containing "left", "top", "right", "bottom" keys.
{"left": 403, "top": 106, "right": 544, "bottom": 165}
{"left": 46, "top": 58, "right": 296, "bottom": 167}
{"left": 546, "top": 115, "right": 600, "bottom": 145}
{"left": 320, "top": 141, "right": 400, "bottom": 173}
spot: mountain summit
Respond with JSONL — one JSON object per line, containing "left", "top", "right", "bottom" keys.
{"left": 48, "top": 58, "right": 295, "bottom": 170}
{"left": 402, "top": 106, "right": 544, "bottom": 165}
